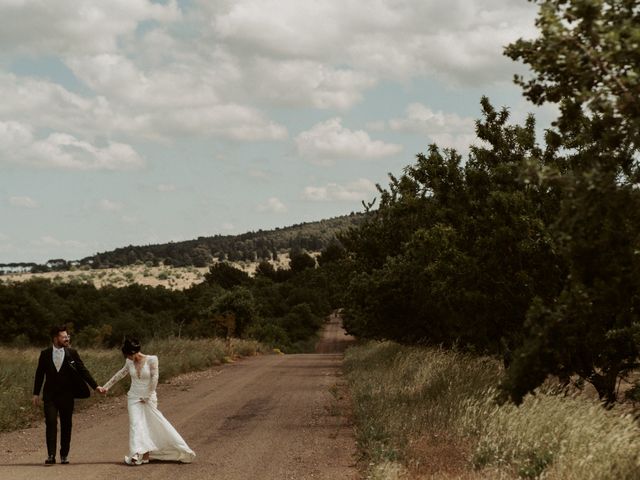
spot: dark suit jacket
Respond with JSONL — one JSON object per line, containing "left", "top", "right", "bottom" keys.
{"left": 33, "top": 347, "right": 98, "bottom": 401}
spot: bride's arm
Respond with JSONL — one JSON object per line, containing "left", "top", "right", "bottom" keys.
{"left": 102, "top": 363, "right": 129, "bottom": 391}
{"left": 146, "top": 356, "right": 159, "bottom": 398}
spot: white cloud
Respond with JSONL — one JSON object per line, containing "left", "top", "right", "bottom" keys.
{"left": 211, "top": 0, "right": 538, "bottom": 85}
{"left": 0, "top": 0, "right": 181, "bottom": 55}
{"left": 0, "top": 120, "right": 144, "bottom": 170}
{"left": 257, "top": 197, "right": 287, "bottom": 213}
{"left": 389, "top": 103, "right": 478, "bottom": 152}
{"left": 221, "top": 223, "right": 235, "bottom": 231}
{"left": 296, "top": 118, "right": 402, "bottom": 165}
{"left": 0, "top": 0, "right": 537, "bottom": 160}
{"left": 0, "top": 66, "right": 288, "bottom": 143}
{"left": 9, "top": 196, "right": 38, "bottom": 208}
{"left": 244, "top": 59, "right": 374, "bottom": 110}
{"left": 0, "top": 74, "right": 110, "bottom": 136}
{"left": 157, "top": 104, "right": 288, "bottom": 141}
{"left": 303, "top": 178, "right": 377, "bottom": 202}
{"left": 390, "top": 103, "right": 475, "bottom": 135}
{"left": 98, "top": 199, "right": 123, "bottom": 212}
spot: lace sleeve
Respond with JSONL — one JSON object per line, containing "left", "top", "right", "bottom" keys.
{"left": 103, "top": 363, "right": 129, "bottom": 391}
{"left": 147, "top": 356, "right": 159, "bottom": 397}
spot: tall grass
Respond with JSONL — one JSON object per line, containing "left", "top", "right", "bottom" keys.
{"left": 0, "top": 337, "right": 265, "bottom": 432}
{"left": 345, "top": 341, "right": 640, "bottom": 479}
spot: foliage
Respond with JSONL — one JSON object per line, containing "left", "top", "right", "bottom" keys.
{"left": 505, "top": 0, "right": 640, "bottom": 156}
{"left": 340, "top": 0, "right": 640, "bottom": 405}
{"left": 211, "top": 287, "right": 257, "bottom": 337}
{"left": 500, "top": 0, "right": 640, "bottom": 404}
{"left": 0, "top": 241, "right": 346, "bottom": 354}
{"left": 342, "top": 99, "right": 563, "bottom": 358}
{"left": 204, "top": 262, "right": 251, "bottom": 289}
{"left": 288, "top": 250, "right": 317, "bottom": 273}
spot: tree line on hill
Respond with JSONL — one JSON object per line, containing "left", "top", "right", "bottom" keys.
{"left": 0, "top": 214, "right": 364, "bottom": 274}
{"left": 84, "top": 214, "right": 365, "bottom": 268}
{"left": 0, "top": 246, "right": 349, "bottom": 353}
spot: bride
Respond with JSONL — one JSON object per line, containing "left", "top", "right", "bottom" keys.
{"left": 99, "top": 338, "right": 196, "bottom": 466}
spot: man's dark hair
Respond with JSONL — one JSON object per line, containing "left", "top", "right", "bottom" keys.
{"left": 50, "top": 325, "right": 68, "bottom": 339}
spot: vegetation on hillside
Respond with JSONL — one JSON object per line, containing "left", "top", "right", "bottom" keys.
{"left": 0, "top": 213, "right": 365, "bottom": 273}
{"left": 0, "top": 245, "right": 351, "bottom": 353}
{"left": 84, "top": 213, "right": 365, "bottom": 268}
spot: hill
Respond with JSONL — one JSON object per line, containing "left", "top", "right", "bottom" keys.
{"left": 81, "top": 213, "right": 366, "bottom": 269}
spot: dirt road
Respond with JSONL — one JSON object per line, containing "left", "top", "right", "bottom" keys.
{"left": 0, "top": 314, "right": 357, "bottom": 480}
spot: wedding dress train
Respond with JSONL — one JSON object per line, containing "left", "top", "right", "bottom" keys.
{"left": 104, "top": 355, "right": 196, "bottom": 463}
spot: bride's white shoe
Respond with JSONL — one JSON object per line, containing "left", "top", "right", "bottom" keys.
{"left": 124, "top": 455, "right": 144, "bottom": 466}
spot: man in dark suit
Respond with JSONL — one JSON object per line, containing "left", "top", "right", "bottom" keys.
{"left": 32, "top": 325, "right": 100, "bottom": 465}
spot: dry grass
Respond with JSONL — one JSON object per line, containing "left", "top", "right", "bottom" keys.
{"left": 0, "top": 254, "right": 298, "bottom": 290}
{"left": 345, "top": 341, "right": 640, "bottom": 480}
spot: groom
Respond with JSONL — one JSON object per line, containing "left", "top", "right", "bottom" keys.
{"left": 32, "top": 325, "right": 100, "bottom": 465}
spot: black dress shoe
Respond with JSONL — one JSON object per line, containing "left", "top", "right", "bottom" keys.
{"left": 60, "top": 456, "right": 69, "bottom": 464}
{"left": 45, "top": 455, "right": 56, "bottom": 464}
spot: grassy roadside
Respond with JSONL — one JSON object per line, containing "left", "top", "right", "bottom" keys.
{"left": 0, "top": 337, "right": 266, "bottom": 432}
{"left": 344, "top": 341, "right": 640, "bottom": 480}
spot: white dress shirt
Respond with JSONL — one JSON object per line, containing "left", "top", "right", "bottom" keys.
{"left": 53, "top": 345, "right": 65, "bottom": 372}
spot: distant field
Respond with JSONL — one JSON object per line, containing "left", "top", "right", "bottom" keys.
{"left": 0, "top": 254, "right": 298, "bottom": 290}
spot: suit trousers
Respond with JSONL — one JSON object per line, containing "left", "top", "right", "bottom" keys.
{"left": 44, "top": 394, "right": 75, "bottom": 457}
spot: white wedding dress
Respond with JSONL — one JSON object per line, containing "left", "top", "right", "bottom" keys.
{"left": 103, "top": 355, "right": 196, "bottom": 463}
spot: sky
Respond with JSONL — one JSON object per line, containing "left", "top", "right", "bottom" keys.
{"left": 0, "top": 0, "right": 556, "bottom": 264}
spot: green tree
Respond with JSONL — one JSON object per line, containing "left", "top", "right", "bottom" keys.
{"left": 211, "top": 287, "right": 257, "bottom": 337}
{"left": 502, "top": 0, "right": 640, "bottom": 404}
{"left": 505, "top": 0, "right": 640, "bottom": 158}
{"left": 317, "top": 240, "right": 346, "bottom": 266}
{"left": 343, "top": 98, "right": 562, "bottom": 358}
{"left": 289, "top": 250, "right": 316, "bottom": 273}
{"left": 204, "top": 262, "right": 251, "bottom": 289}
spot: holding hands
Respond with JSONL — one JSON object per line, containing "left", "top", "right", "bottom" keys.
{"left": 96, "top": 386, "right": 108, "bottom": 395}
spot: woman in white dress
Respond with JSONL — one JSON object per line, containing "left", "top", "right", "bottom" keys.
{"left": 100, "top": 338, "right": 196, "bottom": 466}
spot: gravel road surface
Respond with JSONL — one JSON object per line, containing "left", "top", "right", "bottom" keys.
{"left": 0, "top": 314, "right": 357, "bottom": 480}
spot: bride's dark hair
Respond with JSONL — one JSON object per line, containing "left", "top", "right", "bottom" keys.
{"left": 121, "top": 337, "right": 141, "bottom": 356}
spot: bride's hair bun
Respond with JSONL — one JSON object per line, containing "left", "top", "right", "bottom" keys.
{"left": 121, "top": 337, "right": 141, "bottom": 356}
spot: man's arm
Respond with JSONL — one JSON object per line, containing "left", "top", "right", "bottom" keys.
{"left": 32, "top": 351, "right": 45, "bottom": 407}
{"left": 69, "top": 349, "right": 98, "bottom": 390}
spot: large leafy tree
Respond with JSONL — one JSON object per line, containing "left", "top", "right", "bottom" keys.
{"left": 343, "top": 98, "right": 564, "bottom": 356}
{"left": 505, "top": 0, "right": 640, "bottom": 160}
{"left": 502, "top": 0, "right": 640, "bottom": 403}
